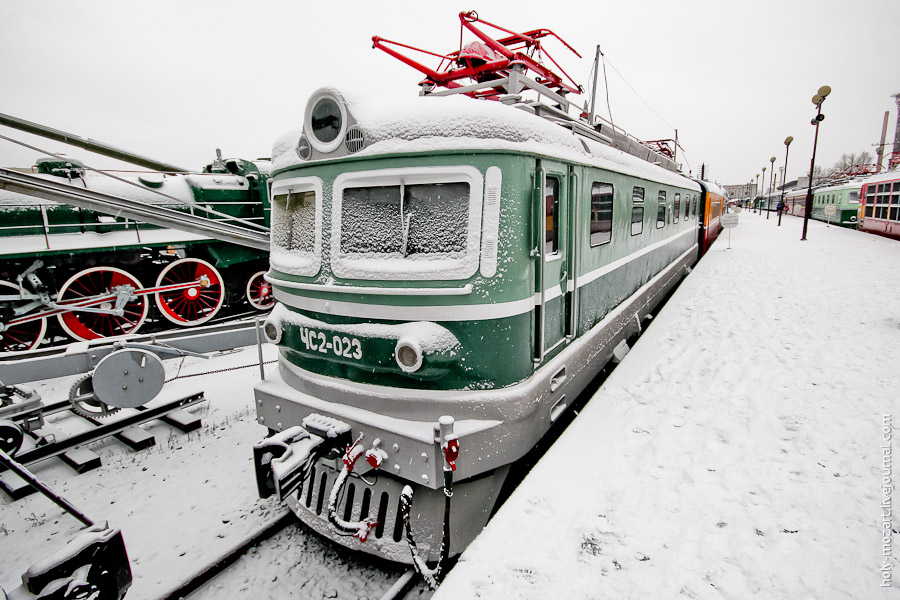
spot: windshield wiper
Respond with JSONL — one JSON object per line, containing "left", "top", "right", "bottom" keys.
{"left": 399, "top": 181, "right": 411, "bottom": 257}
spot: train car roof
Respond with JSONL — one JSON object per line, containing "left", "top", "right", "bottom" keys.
{"left": 857, "top": 169, "right": 900, "bottom": 186}
{"left": 811, "top": 179, "right": 867, "bottom": 194}
{"left": 273, "top": 87, "right": 700, "bottom": 191}
{"left": 694, "top": 179, "right": 727, "bottom": 197}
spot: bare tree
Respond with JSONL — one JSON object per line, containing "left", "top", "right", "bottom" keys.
{"left": 829, "top": 151, "right": 874, "bottom": 174}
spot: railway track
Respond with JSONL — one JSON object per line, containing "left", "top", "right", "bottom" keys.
{"left": 159, "top": 511, "right": 426, "bottom": 600}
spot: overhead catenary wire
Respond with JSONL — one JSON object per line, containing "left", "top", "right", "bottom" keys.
{"left": 601, "top": 55, "right": 676, "bottom": 132}
{"left": 586, "top": 48, "right": 695, "bottom": 175}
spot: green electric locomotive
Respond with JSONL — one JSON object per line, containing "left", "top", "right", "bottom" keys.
{"left": 252, "top": 13, "right": 706, "bottom": 569}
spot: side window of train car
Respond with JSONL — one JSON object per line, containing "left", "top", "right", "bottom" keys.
{"left": 633, "top": 186, "right": 644, "bottom": 203}
{"left": 891, "top": 182, "right": 900, "bottom": 220}
{"left": 631, "top": 206, "right": 644, "bottom": 236}
{"left": 692, "top": 195, "right": 698, "bottom": 217}
{"left": 545, "top": 176, "right": 560, "bottom": 255}
{"left": 893, "top": 182, "right": 900, "bottom": 221}
{"left": 864, "top": 185, "right": 874, "bottom": 217}
{"left": 657, "top": 190, "right": 666, "bottom": 229}
{"left": 876, "top": 183, "right": 889, "bottom": 219}
{"left": 590, "top": 182, "right": 614, "bottom": 246}
{"left": 673, "top": 193, "right": 680, "bottom": 223}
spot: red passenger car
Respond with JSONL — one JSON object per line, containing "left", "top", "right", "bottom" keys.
{"left": 696, "top": 180, "right": 726, "bottom": 255}
{"left": 858, "top": 173, "right": 900, "bottom": 240}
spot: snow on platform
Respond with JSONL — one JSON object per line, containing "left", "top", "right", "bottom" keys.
{"left": 436, "top": 213, "right": 900, "bottom": 599}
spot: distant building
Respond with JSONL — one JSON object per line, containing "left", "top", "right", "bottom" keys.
{"left": 724, "top": 183, "right": 755, "bottom": 199}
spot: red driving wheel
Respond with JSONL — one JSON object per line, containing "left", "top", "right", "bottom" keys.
{"left": 57, "top": 267, "right": 148, "bottom": 341}
{"left": 246, "top": 271, "right": 275, "bottom": 310}
{"left": 0, "top": 280, "right": 47, "bottom": 352}
{"left": 155, "top": 258, "right": 224, "bottom": 326}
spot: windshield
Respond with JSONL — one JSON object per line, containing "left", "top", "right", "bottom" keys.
{"left": 340, "top": 182, "right": 470, "bottom": 256}
{"left": 272, "top": 190, "right": 316, "bottom": 252}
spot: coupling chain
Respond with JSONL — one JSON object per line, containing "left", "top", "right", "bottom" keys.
{"left": 165, "top": 360, "right": 277, "bottom": 383}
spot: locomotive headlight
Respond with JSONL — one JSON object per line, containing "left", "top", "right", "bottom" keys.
{"left": 263, "top": 317, "right": 282, "bottom": 344}
{"left": 305, "top": 90, "right": 348, "bottom": 154}
{"left": 395, "top": 339, "right": 423, "bottom": 373}
{"left": 311, "top": 98, "right": 341, "bottom": 142}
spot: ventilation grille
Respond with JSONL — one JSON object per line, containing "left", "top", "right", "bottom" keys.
{"left": 303, "top": 465, "right": 404, "bottom": 542}
{"left": 345, "top": 126, "right": 365, "bottom": 153}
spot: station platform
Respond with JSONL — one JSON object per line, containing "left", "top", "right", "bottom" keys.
{"left": 435, "top": 212, "right": 900, "bottom": 599}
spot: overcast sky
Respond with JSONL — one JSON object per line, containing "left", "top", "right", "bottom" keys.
{"left": 1, "top": 0, "right": 898, "bottom": 188}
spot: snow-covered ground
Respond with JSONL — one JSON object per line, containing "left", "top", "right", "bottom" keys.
{"left": 4, "top": 212, "right": 898, "bottom": 599}
{"left": 0, "top": 344, "right": 415, "bottom": 598}
{"left": 435, "top": 212, "right": 900, "bottom": 599}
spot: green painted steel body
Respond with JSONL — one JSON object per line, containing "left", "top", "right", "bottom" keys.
{"left": 255, "top": 87, "right": 703, "bottom": 563}
{"left": 267, "top": 150, "right": 699, "bottom": 391}
{"left": 810, "top": 183, "right": 860, "bottom": 228}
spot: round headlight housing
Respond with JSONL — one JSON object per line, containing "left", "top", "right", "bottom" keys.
{"left": 305, "top": 91, "right": 348, "bottom": 154}
{"left": 263, "top": 318, "right": 282, "bottom": 344}
{"left": 395, "top": 339, "right": 423, "bottom": 373}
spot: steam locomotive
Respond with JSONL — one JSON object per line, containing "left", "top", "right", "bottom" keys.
{"left": 0, "top": 149, "right": 273, "bottom": 353}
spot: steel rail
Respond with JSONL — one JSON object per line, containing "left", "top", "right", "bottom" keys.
{"left": 158, "top": 511, "right": 295, "bottom": 600}
{"left": 0, "top": 392, "right": 205, "bottom": 469}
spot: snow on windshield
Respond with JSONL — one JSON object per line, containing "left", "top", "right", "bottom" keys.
{"left": 340, "top": 182, "right": 469, "bottom": 256}
{"left": 271, "top": 191, "right": 315, "bottom": 253}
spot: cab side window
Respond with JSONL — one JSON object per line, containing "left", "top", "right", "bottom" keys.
{"left": 545, "top": 177, "right": 560, "bottom": 255}
{"left": 590, "top": 182, "right": 614, "bottom": 246}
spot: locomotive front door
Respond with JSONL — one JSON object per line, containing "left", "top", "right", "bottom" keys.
{"left": 533, "top": 160, "right": 570, "bottom": 364}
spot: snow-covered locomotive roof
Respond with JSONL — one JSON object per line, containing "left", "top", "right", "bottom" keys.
{"left": 273, "top": 87, "right": 699, "bottom": 191}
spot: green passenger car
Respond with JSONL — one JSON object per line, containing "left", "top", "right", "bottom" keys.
{"left": 810, "top": 180, "right": 861, "bottom": 227}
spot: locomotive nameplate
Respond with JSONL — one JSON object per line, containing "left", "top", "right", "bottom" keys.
{"left": 299, "top": 327, "right": 363, "bottom": 360}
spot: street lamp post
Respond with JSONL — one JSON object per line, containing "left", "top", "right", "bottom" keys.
{"left": 802, "top": 85, "right": 831, "bottom": 241}
{"left": 779, "top": 136, "right": 793, "bottom": 226}
{"left": 761, "top": 166, "right": 766, "bottom": 215}
{"left": 754, "top": 174, "right": 759, "bottom": 212}
{"left": 767, "top": 156, "right": 776, "bottom": 219}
